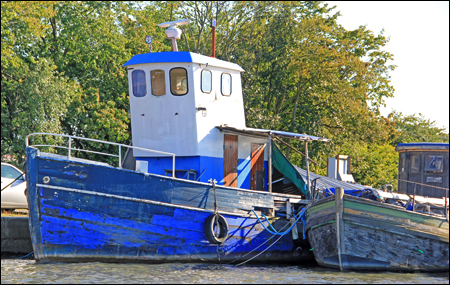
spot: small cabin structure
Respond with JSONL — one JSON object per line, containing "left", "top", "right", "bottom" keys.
{"left": 327, "top": 154, "right": 355, "bottom": 183}
{"left": 120, "top": 20, "right": 330, "bottom": 197}
{"left": 396, "top": 143, "right": 449, "bottom": 198}
{"left": 122, "top": 51, "right": 329, "bottom": 195}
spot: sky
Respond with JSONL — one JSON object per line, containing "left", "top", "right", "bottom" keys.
{"left": 326, "top": 1, "right": 449, "bottom": 133}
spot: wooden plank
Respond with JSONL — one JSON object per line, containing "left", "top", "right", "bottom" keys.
{"left": 343, "top": 199, "right": 449, "bottom": 230}
{"left": 250, "top": 143, "right": 265, "bottom": 190}
{"left": 306, "top": 189, "right": 449, "bottom": 272}
{"left": 223, "top": 134, "right": 238, "bottom": 187}
{"left": 343, "top": 215, "right": 449, "bottom": 243}
{"left": 342, "top": 220, "right": 449, "bottom": 271}
{"left": 307, "top": 199, "right": 335, "bottom": 215}
{"left": 335, "top": 187, "right": 345, "bottom": 271}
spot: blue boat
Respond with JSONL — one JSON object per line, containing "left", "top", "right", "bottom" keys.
{"left": 25, "top": 19, "right": 330, "bottom": 263}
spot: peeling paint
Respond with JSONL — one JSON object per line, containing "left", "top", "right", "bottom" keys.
{"left": 26, "top": 149, "right": 312, "bottom": 263}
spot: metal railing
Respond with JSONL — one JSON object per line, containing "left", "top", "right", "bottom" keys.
{"left": 398, "top": 178, "right": 448, "bottom": 220}
{"left": 25, "top": 133, "right": 176, "bottom": 177}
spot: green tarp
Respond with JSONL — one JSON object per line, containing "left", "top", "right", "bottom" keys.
{"left": 271, "top": 142, "right": 308, "bottom": 196}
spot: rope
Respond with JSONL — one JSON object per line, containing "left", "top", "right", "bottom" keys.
{"left": 208, "top": 179, "right": 222, "bottom": 263}
{"left": 16, "top": 251, "right": 33, "bottom": 259}
{"left": 1, "top": 173, "right": 24, "bottom": 192}
{"left": 225, "top": 221, "right": 289, "bottom": 265}
{"left": 235, "top": 228, "right": 287, "bottom": 266}
{"left": 252, "top": 206, "right": 307, "bottom": 236}
{"left": 230, "top": 203, "right": 312, "bottom": 266}
{"left": 209, "top": 179, "right": 218, "bottom": 214}
{"left": 302, "top": 216, "right": 306, "bottom": 239}
{"left": 398, "top": 179, "right": 449, "bottom": 191}
{"left": 226, "top": 206, "right": 304, "bottom": 265}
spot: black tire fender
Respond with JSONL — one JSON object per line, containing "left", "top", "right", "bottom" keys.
{"left": 204, "top": 214, "right": 228, "bottom": 244}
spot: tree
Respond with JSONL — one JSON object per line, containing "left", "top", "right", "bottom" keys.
{"left": 2, "top": 1, "right": 445, "bottom": 190}
{"left": 1, "top": 57, "right": 80, "bottom": 166}
{"left": 389, "top": 111, "right": 449, "bottom": 144}
{"left": 1, "top": 1, "right": 78, "bottom": 165}
{"left": 348, "top": 143, "right": 398, "bottom": 190}
{"left": 1, "top": 1, "right": 171, "bottom": 165}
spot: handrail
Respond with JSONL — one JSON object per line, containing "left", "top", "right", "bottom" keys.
{"left": 398, "top": 178, "right": 448, "bottom": 220}
{"left": 25, "top": 133, "right": 176, "bottom": 177}
{"left": 31, "top": 145, "right": 120, "bottom": 158}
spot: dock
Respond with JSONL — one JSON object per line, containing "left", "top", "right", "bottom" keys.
{"left": 1, "top": 217, "right": 33, "bottom": 254}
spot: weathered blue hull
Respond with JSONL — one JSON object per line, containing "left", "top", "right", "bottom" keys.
{"left": 26, "top": 147, "right": 312, "bottom": 263}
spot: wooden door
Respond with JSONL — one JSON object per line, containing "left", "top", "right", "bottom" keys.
{"left": 251, "top": 143, "right": 265, "bottom": 190}
{"left": 223, "top": 134, "right": 238, "bottom": 187}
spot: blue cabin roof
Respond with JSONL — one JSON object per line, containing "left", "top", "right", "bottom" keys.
{"left": 123, "top": 51, "right": 245, "bottom": 72}
{"left": 396, "top": 142, "right": 449, "bottom": 151}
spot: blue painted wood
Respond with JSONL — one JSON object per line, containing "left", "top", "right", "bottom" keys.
{"left": 26, "top": 147, "right": 310, "bottom": 263}
{"left": 136, "top": 155, "right": 267, "bottom": 190}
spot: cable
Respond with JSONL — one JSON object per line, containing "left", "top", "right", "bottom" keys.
{"left": 252, "top": 207, "right": 307, "bottom": 236}
{"left": 1, "top": 173, "right": 24, "bottom": 192}
{"left": 235, "top": 203, "right": 313, "bottom": 266}
{"left": 16, "top": 251, "right": 33, "bottom": 259}
{"left": 225, "top": 206, "right": 303, "bottom": 266}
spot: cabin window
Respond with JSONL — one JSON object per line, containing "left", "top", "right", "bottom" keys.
{"left": 400, "top": 154, "right": 406, "bottom": 172}
{"left": 170, "top": 68, "right": 188, "bottom": 96}
{"left": 424, "top": 155, "right": 444, "bottom": 172}
{"left": 201, "top": 70, "right": 212, "bottom": 93}
{"left": 151, "top": 69, "right": 166, "bottom": 96}
{"left": 410, "top": 155, "right": 421, "bottom": 172}
{"left": 221, "top": 73, "right": 232, "bottom": 96}
{"left": 132, "top": 70, "right": 146, "bottom": 97}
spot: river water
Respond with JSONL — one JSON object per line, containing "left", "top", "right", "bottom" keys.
{"left": 2, "top": 258, "right": 449, "bottom": 284}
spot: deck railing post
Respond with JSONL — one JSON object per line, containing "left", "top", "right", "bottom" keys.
{"left": 172, "top": 155, "right": 175, "bottom": 178}
{"left": 268, "top": 132, "right": 272, "bottom": 193}
{"left": 445, "top": 189, "right": 448, "bottom": 221}
{"left": 27, "top": 133, "right": 176, "bottom": 175}
{"left": 335, "top": 187, "right": 345, "bottom": 271}
{"left": 305, "top": 140, "right": 311, "bottom": 199}
{"left": 118, "top": 145, "right": 122, "bottom": 169}
{"left": 68, "top": 136, "right": 72, "bottom": 160}
{"left": 412, "top": 182, "right": 416, "bottom": 212}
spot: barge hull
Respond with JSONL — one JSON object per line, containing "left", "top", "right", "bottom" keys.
{"left": 306, "top": 191, "right": 449, "bottom": 272}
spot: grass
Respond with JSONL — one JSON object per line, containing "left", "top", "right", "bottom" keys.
{"left": 1, "top": 209, "right": 29, "bottom": 217}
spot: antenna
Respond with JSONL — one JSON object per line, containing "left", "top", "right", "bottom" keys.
{"left": 211, "top": 19, "right": 216, "bottom": 58}
{"left": 145, "top": 36, "right": 153, "bottom": 53}
{"left": 158, "top": 19, "right": 190, "bottom": 52}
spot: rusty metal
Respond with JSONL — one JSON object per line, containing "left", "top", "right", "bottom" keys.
{"left": 211, "top": 19, "right": 216, "bottom": 58}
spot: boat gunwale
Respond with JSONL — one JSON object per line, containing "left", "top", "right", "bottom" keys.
{"left": 35, "top": 183, "right": 277, "bottom": 219}
{"left": 31, "top": 146, "right": 308, "bottom": 202}
{"left": 307, "top": 194, "right": 448, "bottom": 221}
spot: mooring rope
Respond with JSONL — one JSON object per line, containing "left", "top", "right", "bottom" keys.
{"left": 15, "top": 251, "right": 33, "bottom": 259}
{"left": 229, "top": 202, "right": 313, "bottom": 266}
{"left": 225, "top": 220, "right": 290, "bottom": 266}
{"left": 398, "top": 179, "right": 449, "bottom": 191}
{"left": 1, "top": 173, "right": 24, "bottom": 192}
{"left": 251, "top": 207, "right": 307, "bottom": 236}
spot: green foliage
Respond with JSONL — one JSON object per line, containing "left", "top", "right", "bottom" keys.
{"left": 1, "top": 1, "right": 171, "bottom": 165}
{"left": 389, "top": 111, "right": 449, "bottom": 144}
{"left": 1, "top": 57, "right": 80, "bottom": 165}
{"left": 348, "top": 143, "right": 398, "bottom": 190}
{"left": 1, "top": 1, "right": 447, "bottom": 188}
